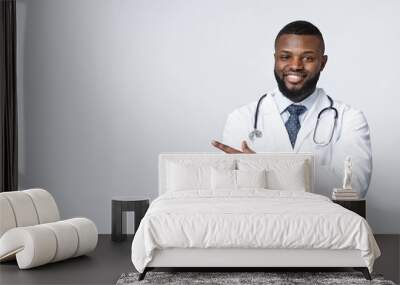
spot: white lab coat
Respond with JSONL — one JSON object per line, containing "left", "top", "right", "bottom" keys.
{"left": 222, "top": 88, "right": 372, "bottom": 198}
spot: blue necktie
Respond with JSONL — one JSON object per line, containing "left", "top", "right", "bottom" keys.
{"left": 285, "top": 104, "right": 307, "bottom": 148}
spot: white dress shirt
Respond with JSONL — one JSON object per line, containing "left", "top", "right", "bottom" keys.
{"left": 273, "top": 88, "right": 320, "bottom": 126}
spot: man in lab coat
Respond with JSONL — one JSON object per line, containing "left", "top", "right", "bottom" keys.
{"left": 212, "top": 21, "right": 372, "bottom": 198}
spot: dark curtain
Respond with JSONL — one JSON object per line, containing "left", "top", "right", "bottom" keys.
{"left": 0, "top": 0, "right": 18, "bottom": 192}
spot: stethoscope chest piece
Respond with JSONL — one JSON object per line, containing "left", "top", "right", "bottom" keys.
{"left": 249, "top": 129, "right": 262, "bottom": 141}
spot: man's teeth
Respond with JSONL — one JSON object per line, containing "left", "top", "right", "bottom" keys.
{"left": 286, "top": 74, "right": 303, "bottom": 83}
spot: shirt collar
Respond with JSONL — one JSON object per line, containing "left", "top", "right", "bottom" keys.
{"left": 273, "top": 88, "right": 320, "bottom": 114}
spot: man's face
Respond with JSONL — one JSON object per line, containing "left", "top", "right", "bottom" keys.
{"left": 274, "top": 34, "right": 328, "bottom": 102}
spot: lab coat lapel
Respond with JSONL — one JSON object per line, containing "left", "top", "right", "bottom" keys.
{"left": 294, "top": 90, "right": 330, "bottom": 152}
{"left": 261, "top": 94, "right": 293, "bottom": 152}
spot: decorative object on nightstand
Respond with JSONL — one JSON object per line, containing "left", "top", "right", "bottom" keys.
{"left": 111, "top": 196, "right": 150, "bottom": 242}
{"left": 332, "top": 156, "right": 360, "bottom": 200}
{"left": 332, "top": 199, "right": 366, "bottom": 218}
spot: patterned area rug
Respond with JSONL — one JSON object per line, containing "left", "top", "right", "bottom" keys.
{"left": 116, "top": 271, "right": 396, "bottom": 285}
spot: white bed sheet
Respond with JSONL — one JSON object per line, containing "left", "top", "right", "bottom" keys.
{"left": 131, "top": 190, "right": 380, "bottom": 273}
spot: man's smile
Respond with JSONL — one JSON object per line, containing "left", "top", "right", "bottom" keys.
{"left": 284, "top": 72, "right": 306, "bottom": 84}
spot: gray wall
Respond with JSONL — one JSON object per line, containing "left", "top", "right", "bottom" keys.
{"left": 17, "top": 0, "right": 400, "bottom": 233}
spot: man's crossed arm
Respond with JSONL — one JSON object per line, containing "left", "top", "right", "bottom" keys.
{"left": 211, "top": 140, "right": 255, "bottom": 154}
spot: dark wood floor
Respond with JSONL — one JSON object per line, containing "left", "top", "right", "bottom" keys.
{"left": 0, "top": 235, "right": 399, "bottom": 285}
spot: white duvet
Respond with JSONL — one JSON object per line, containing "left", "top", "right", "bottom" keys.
{"left": 131, "top": 190, "right": 380, "bottom": 273}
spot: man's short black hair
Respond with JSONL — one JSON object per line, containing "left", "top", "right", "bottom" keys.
{"left": 275, "top": 20, "right": 325, "bottom": 53}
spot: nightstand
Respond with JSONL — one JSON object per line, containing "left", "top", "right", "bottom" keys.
{"left": 111, "top": 196, "right": 150, "bottom": 242}
{"left": 332, "top": 199, "right": 366, "bottom": 218}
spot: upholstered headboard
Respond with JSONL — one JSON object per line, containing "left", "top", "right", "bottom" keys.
{"left": 158, "top": 153, "right": 314, "bottom": 195}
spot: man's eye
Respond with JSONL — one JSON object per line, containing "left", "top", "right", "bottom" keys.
{"left": 304, "top": 56, "right": 314, "bottom": 62}
{"left": 280, "top": 55, "right": 290, "bottom": 60}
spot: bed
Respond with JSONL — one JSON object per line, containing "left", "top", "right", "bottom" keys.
{"left": 131, "top": 153, "right": 380, "bottom": 280}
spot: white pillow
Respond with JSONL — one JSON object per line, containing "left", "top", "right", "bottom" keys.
{"left": 237, "top": 159, "right": 309, "bottom": 192}
{"left": 168, "top": 163, "right": 210, "bottom": 191}
{"left": 266, "top": 163, "right": 306, "bottom": 191}
{"left": 237, "top": 169, "right": 267, "bottom": 189}
{"left": 211, "top": 168, "right": 267, "bottom": 190}
{"left": 166, "top": 159, "right": 235, "bottom": 191}
{"left": 211, "top": 168, "right": 236, "bottom": 189}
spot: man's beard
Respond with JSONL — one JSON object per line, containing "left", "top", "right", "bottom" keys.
{"left": 274, "top": 70, "right": 320, "bottom": 102}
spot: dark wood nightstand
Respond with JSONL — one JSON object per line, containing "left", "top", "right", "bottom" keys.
{"left": 111, "top": 196, "right": 150, "bottom": 242}
{"left": 332, "top": 199, "right": 366, "bottom": 218}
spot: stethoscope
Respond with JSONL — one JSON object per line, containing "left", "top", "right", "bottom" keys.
{"left": 248, "top": 93, "right": 338, "bottom": 146}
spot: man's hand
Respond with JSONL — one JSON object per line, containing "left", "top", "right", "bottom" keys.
{"left": 211, "top": 140, "right": 255, "bottom": 154}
